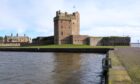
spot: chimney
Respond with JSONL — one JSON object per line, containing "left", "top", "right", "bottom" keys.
{"left": 24, "top": 34, "right": 26, "bottom": 37}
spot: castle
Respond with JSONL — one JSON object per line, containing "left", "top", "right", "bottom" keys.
{"left": 33, "top": 10, "right": 130, "bottom": 46}
{"left": 54, "top": 11, "right": 80, "bottom": 44}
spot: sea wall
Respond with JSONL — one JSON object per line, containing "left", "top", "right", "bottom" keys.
{"left": 89, "top": 37, "right": 103, "bottom": 46}
{"left": 0, "top": 48, "right": 113, "bottom": 53}
{"left": 102, "top": 37, "right": 130, "bottom": 46}
{"left": 89, "top": 37, "right": 130, "bottom": 46}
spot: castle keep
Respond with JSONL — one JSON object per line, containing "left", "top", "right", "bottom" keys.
{"left": 33, "top": 10, "right": 130, "bottom": 46}
{"left": 54, "top": 10, "right": 80, "bottom": 44}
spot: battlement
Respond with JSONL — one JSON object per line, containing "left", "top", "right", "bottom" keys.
{"left": 56, "top": 10, "right": 79, "bottom": 18}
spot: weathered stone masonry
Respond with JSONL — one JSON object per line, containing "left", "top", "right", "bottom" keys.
{"left": 33, "top": 10, "right": 130, "bottom": 46}
{"left": 54, "top": 10, "right": 80, "bottom": 44}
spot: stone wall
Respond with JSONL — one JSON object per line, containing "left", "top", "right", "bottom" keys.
{"left": 89, "top": 37, "right": 103, "bottom": 46}
{"left": 32, "top": 35, "right": 130, "bottom": 46}
{"left": 89, "top": 37, "right": 130, "bottom": 46}
{"left": 71, "top": 35, "right": 88, "bottom": 45}
{"left": 32, "top": 36, "right": 54, "bottom": 45}
{"left": 102, "top": 37, "right": 130, "bottom": 46}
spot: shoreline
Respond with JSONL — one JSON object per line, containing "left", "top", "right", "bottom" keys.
{"left": 0, "top": 48, "right": 113, "bottom": 53}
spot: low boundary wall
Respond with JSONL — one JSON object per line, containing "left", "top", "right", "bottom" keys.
{"left": 0, "top": 48, "right": 113, "bottom": 53}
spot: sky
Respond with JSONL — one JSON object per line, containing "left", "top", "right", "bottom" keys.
{"left": 0, "top": 0, "right": 140, "bottom": 42}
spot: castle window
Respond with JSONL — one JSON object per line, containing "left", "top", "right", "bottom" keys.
{"left": 61, "top": 32, "right": 63, "bottom": 36}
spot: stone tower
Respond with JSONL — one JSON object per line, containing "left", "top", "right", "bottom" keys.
{"left": 54, "top": 10, "right": 80, "bottom": 44}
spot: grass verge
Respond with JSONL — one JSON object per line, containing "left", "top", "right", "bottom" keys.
{"left": 12, "top": 44, "right": 129, "bottom": 49}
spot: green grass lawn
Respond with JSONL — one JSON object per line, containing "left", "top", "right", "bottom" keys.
{"left": 0, "top": 44, "right": 130, "bottom": 49}
{"left": 20, "top": 44, "right": 117, "bottom": 48}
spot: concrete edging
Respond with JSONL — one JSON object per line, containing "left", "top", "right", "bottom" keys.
{"left": 0, "top": 48, "right": 113, "bottom": 53}
{"left": 108, "top": 49, "right": 132, "bottom": 84}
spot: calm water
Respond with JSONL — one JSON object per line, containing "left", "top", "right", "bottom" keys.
{"left": 0, "top": 52, "right": 105, "bottom": 84}
{"left": 131, "top": 43, "right": 140, "bottom": 47}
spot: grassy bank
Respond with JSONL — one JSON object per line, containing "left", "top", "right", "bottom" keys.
{"left": 18, "top": 44, "right": 130, "bottom": 49}
{"left": 21, "top": 44, "right": 115, "bottom": 48}
{"left": 21, "top": 44, "right": 93, "bottom": 48}
{"left": 0, "top": 44, "right": 130, "bottom": 49}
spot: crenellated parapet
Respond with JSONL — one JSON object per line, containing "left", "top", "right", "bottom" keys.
{"left": 54, "top": 10, "right": 79, "bottom": 20}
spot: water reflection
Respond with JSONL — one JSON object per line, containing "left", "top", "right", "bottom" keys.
{"left": 53, "top": 53, "right": 81, "bottom": 84}
{"left": 0, "top": 52, "right": 105, "bottom": 84}
{"left": 53, "top": 53, "right": 105, "bottom": 84}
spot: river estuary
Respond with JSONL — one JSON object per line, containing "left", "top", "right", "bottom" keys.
{"left": 0, "top": 52, "right": 105, "bottom": 84}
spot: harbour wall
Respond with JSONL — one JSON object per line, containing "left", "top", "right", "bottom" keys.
{"left": 0, "top": 48, "right": 113, "bottom": 53}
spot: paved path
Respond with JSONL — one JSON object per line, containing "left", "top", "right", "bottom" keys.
{"left": 114, "top": 47, "right": 140, "bottom": 84}
{"left": 108, "top": 48, "right": 136, "bottom": 84}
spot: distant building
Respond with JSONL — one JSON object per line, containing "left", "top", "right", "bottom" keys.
{"left": 4, "top": 33, "right": 30, "bottom": 44}
{"left": 0, "top": 37, "right": 3, "bottom": 43}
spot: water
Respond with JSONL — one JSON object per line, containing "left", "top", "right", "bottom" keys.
{"left": 0, "top": 52, "right": 105, "bottom": 84}
{"left": 131, "top": 43, "right": 140, "bottom": 47}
